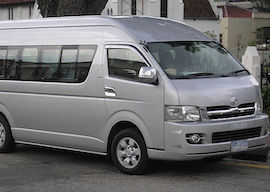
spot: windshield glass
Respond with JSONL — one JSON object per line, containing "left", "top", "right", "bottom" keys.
{"left": 147, "top": 41, "right": 248, "bottom": 79}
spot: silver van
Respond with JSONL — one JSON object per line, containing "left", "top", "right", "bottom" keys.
{"left": 0, "top": 16, "right": 268, "bottom": 174}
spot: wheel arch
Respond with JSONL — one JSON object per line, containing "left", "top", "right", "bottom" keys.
{"left": 104, "top": 111, "right": 152, "bottom": 156}
{"left": 0, "top": 103, "right": 15, "bottom": 127}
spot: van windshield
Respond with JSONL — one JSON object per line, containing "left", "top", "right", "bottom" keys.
{"left": 147, "top": 41, "right": 248, "bottom": 79}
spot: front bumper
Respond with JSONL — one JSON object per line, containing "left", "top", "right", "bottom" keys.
{"left": 148, "top": 114, "right": 269, "bottom": 161}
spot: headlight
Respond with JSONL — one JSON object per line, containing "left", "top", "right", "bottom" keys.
{"left": 255, "top": 100, "right": 263, "bottom": 114}
{"left": 165, "top": 106, "right": 201, "bottom": 122}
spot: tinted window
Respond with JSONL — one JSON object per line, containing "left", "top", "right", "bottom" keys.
{"left": 76, "top": 45, "right": 96, "bottom": 82}
{"left": 6, "top": 48, "right": 20, "bottom": 79}
{"left": 21, "top": 47, "right": 39, "bottom": 80}
{"left": 108, "top": 48, "right": 147, "bottom": 81}
{"left": 0, "top": 45, "right": 96, "bottom": 83}
{"left": 147, "top": 41, "right": 246, "bottom": 79}
{"left": 0, "top": 48, "right": 7, "bottom": 79}
{"left": 60, "top": 46, "right": 78, "bottom": 82}
{"left": 39, "top": 46, "right": 61, "bottom": 81}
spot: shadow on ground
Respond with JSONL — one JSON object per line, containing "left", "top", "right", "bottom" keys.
{"left": 12, "top": 144, "right": 238, "bottom": 176}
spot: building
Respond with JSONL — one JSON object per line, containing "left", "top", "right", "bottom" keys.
{"left": 102, "top": 0, "right": 184, "bottom": 21}
{"left": 102, "top": 0, "right": 221, "bottom": 40}
{"left": 183, "top": 0, "right": 221, "bottom": 41}
{"left": 0, "top": 0, "right": 41, "bottom": 20}
{"left": 218, "top": 2, "right": 270, "bottom": 59}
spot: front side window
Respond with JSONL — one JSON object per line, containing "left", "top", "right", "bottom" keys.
{"left": 147, "top": 41, "right": 247, "bottom": 79}
{"left": 107, "top": 48, "right": 147, "bottom": 81}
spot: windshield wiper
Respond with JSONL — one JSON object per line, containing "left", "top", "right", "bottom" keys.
{"left": 224, "top": 69, "right": 248, "bottom": 77}
{"left": 170, "top": 72, "right": 217, "bottom": 79}
{"left": 186, "top": 72, "right": 215, "bottom": 77}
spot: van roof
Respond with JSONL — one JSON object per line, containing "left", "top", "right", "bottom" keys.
{"left": 0, "top": 15, "right": 211, "bottom": 43}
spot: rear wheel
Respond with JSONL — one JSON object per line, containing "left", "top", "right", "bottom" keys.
{"left": 0, "top": 116, "right": 16, "bottom": 153}
{"left": 111, "top": 129, "right": 149, "bottom": 174}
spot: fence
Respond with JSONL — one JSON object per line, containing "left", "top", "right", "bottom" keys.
{"left": 261, "top": 58, "right": 270, "bottom": 115}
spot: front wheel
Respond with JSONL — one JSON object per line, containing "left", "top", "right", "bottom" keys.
{"left": 111, "top": 129, "right": 149, "bottom": 174}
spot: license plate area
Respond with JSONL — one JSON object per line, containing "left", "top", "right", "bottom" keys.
{"left": 231, "top": 139, "right": 248, "bottom": 152}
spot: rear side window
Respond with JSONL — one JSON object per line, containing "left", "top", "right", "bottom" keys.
{"left": 107, "top": 48, "right": 147, "bottom": 81}
{"left": 6, "top": 48, "right": 20, "bottom": 79}
{"left": 0, "top": 45, "right": 97, "bottom": 83}
{"left": 0, "top": 48, "right": 7, "bottom": 79}
{"left": 21, "top": 47, "right": 39, "bottom": 81}
{"left": 76, "top": 46, "right": 96, "bottom": 82}
{"left": 39, "top": 46, "right": 61, "bottom": 81}
{"left": 60, "top": 46, "right": 78, "bottom": 82}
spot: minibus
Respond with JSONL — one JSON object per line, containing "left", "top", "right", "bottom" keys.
{"left": 0, "top": 16, "right": 268, "bottom": 174}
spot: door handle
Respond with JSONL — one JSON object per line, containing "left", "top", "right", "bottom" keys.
{"left": 105, "top": 86, "right": 117, "bottom": 97}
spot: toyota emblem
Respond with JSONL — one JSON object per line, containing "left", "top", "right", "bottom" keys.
{"left": 230, "top": 97, "right": 239, "bottom": 106}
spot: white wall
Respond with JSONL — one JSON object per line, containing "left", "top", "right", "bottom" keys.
{"left": 0, "top": 8, "right": 9, "bottom": 21}
{"left": 13, "top": 6, "right": 31, "bottom": 20}
{"left": 102, "top": 0, "right": 119, "bottom": 15}
{"left": 168, "top": 0, "right": 183, "bottom": 21}
{"left": 102, "top": 0, "right": 184, "bottom": 21}
{"left": 146, "top": 0, "right": 160, "bottom": 17}
{"left": 184, "top": 19, "right": 220, "bottom": 40}
{"left": 242, "top": 47, "right": 261, "bottom": 85}
{"left": 0, "top": 1, "right": 42, "bottom": 21}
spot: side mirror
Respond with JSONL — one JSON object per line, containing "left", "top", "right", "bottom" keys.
{"left": 138, "top": 67, "right": 158, "bottom": 84}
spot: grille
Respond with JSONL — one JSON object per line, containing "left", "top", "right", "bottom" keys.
{"left": 207, "top": 103, "right": 255, "bottom": 120}
{"left": 212, "top": 127, "right": 261, "bottom": 143}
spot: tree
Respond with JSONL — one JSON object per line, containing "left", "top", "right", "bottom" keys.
{"left": 251, "top": 0, "right": 270, "bottom": 12}
{"left": 37, "top": 0, "right": 108, "bottom": 17}
{"left": 204, "top": 30, "right": 217, "bottom": 40}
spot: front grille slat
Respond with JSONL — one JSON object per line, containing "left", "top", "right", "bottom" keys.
{"left": 207, "top": 103, "right": 255, "bottom": 120}
{"left": 212, "top": 127, "right": 261, "bottom": 143}
{"left": 213, "top": 134, "right": 260, "bottom": 142}
{"left": 213, "top": 131, "right": 260, "bottom": 139}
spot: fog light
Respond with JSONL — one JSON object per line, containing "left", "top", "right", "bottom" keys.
{"left": 187, "top": 134, "right": 201, "bottom": 144}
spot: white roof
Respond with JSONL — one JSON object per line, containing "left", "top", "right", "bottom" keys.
{"left": 0, "top": 15, "right": 211, "bottom": 43}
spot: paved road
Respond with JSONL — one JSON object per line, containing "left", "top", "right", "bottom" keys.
{"left": 0, "top": 145, "right": 270, "bottom": 192}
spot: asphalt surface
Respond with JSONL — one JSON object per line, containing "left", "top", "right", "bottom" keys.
{"left": 0, "top": 145, "right": 270, "bottom": 192}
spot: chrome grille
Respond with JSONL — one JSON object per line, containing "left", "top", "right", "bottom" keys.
{"left": 212, "top": 127, "right": 261, "bottom": 143}
{"left": 207, "top": 103, "right": 255, "bottom": 120}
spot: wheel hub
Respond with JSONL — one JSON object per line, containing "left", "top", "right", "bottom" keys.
{"left": 116, "top": 137, "right": 141, "bottom": 169}
{"left": 0, "top": 123, "right": 6, "bottom": 147}
{"left": 125, "top": 146, "right": 134, "bottom": 157}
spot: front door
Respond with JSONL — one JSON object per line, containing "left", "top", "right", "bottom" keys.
{"left": 103, "top": 44, "right": 164, "bottom": 150}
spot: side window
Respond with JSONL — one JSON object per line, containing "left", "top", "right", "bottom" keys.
{"left": 39, "top": 46, "right": 61, "bottom": 81}
{"left": 107, "top": 48, "right": 147, "bottom": 81}
{"left": 0, "top": 48, "right": 7, "bottom": 79}
{"left": 76, "top": 45, "right": 96, "bottom": 83}
{"left": 6, "top": 48, "right": 20, "bottom": 79}
{"left": 60, "top": 46, "right": 78, "bottom": 82}
{"left": 0, "top": 45, "right": 97, "bottom": 83}
{"left": 21, "top": 47, "right": 39, "bottom": 80}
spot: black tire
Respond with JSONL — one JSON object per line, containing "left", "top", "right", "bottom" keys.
{"left": 111, "top": 128, "right": 149, "bottom": 175}
{"left": 0, "top": 115, "right": 16, "bottom": 153}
